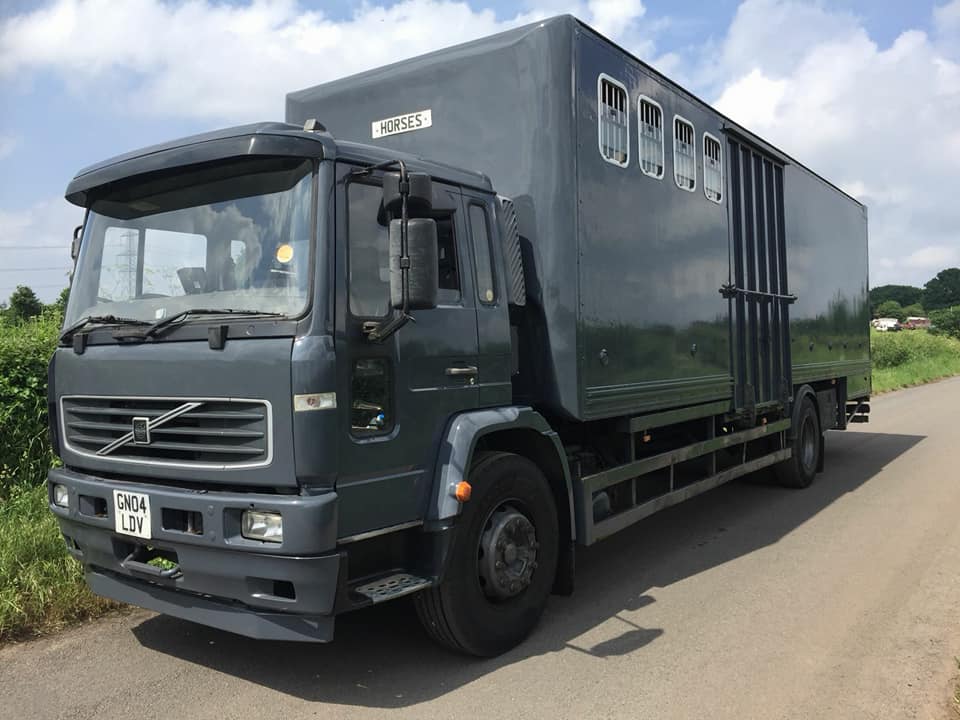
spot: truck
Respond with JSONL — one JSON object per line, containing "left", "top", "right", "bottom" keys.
{"left": 48, "top": 15, "right": 871, "bottom": 657}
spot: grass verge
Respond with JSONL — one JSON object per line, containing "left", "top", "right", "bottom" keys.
{"left": 870, "top": 330, "right": 960, "bottom": 393}
{"left": 0, "top": 483, "right": 119, "bottom": 642}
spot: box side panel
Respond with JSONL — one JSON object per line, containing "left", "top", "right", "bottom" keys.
{"left": 287, "top": 20, "right": 581, "bottom": 419}
{"left": 575, "top": 30, "right": 733, "bottom": 420}
{"left": 784, "top": 167, "right": 870, "bottom": 395}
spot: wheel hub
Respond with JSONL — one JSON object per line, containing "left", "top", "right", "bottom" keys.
{"left": 478, "top": 505, "right": 538, "bottom": 600}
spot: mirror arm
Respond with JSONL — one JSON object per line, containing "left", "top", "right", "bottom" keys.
{"left": 364, "top": 160, "right": 413, "bottom": 342}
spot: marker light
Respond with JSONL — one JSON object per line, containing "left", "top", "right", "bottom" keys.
{"left": 241, "top": 510, "right": 283, "bottom": 543}
{"left": 453, "top": 481, "right": 472, "bottom": 503}
{"left": 52, "top": 483, "right": 69, "bottom": 508}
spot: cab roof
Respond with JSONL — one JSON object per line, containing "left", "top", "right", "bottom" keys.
{"left": 65, "top": 121, "right": 492, "bottom": 207}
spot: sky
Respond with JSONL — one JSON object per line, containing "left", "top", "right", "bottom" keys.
{"left": 1, "top": 0, "right": 958, "bottom": 302}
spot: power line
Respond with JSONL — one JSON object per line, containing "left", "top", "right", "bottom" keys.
{"left": 0, "top": 282, "right": 69, "bottom": 290}
{"left": 0, "top": 266, "right": 71, "bottom": 272}
{"left": 0, "top": 245, "right": 69, "bottom": 250}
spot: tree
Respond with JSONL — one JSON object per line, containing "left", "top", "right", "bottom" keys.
{"left": 922, "top": 268, "right": 960, "bottom": 311}
{"left": 929, "top": 306, "right": 960, "bottom": 339}
{"left": 51, "top": 287, "right": 70, "bottom": 315}
{"left": 7, "top": 285, "right": 43, "bottom": 322}
{"left": 869, "top": 284, "right": 922, "bottom": 315}
{"left": 902, "top": 302, "right": 925, "bottom": 318}
{"left": 875, "top": 300, "right": 906, "bottom": 321}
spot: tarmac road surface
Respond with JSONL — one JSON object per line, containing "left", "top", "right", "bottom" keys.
{"left": 3, "top": 377, "right": 960, "bottom": 719}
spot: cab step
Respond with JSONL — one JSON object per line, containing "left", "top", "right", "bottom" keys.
{"left": 353, "top": 573, "right": 432, "bottom": 603}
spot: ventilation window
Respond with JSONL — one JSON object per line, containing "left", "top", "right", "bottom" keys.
{"left": 673, "top": 116, "right": 696, "bottom": 191}
{"left": 598, "top": 75, "right": 629, "bottom": 167}
{"left": 703, "top": 133, "right": 723, "bottom": 203}
{"left": 637, "top": 96, "right": 664, "bottom": 178}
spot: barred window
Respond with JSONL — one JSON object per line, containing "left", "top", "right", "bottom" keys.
{"left": 637, "top": 96, "right": 664, "bottom": 178}
{"left": 703, "top": 133, "right": 723, "bottom": 203}
{"left": 598, "top": 75, "right": 629, "bottom": 167}
{"left": 673, "top": 116, "right": 696, "bottom": 191}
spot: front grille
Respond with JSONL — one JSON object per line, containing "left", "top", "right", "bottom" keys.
{"left": 61, "top": 396, "right": 272, "bottom": 468}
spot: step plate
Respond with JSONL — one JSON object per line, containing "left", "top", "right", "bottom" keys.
{"left": 354, "top": 573, "right": 432, "bottom": 603}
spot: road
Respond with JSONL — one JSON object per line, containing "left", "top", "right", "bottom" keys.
{"left": 3, "top": 378, "right": 960, "bottom": 720}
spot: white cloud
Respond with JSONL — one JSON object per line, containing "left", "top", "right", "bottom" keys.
{"left": 0, "top": 0, "right": 654, "bottom": 122}
{"left": 712, "top": 0, "right": 960, "bottom": 287}
{"left": 903, "top": 245, "right": 960, "bottom": 270}
{"left": 0, "top": 198, "right": 81, "bottom": 303}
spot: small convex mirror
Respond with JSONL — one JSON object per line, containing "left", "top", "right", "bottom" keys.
{"left": 71, "top": 225, "right": 83, "bottom": 261}
{"left": 390, "top": 218, "right": 438, "bottom": 310}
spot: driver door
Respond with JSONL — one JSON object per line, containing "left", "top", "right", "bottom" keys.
{"left": 335, "top": 166, "right": 480, "bottom": 539}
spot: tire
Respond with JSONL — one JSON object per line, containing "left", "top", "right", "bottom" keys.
{"left": 776, "top": 395, "right": 821, "bottom": 489}
{"left": 414, "top": 452, "right": 559, "bottom": 656}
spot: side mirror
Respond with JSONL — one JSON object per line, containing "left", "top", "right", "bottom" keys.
{"left": 382, "top": 172, "right": 432, "bottom": 215}
{"left": 71, "top": 225, "right": 83, "bottom": 261}
{"left": 390, "top": 218, "right": 438, "bottom": 310}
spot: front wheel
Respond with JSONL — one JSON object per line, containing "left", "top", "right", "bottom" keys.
{"left": 415, "top": 452, "right": 559, "bottom": 656}
{"left": 776, "top": 395, "right": 822, "bottom": 489}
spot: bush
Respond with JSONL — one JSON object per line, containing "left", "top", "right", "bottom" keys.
{"left": 930, "top": 305, "right": 960, "bottom": 340}
{"left": 871, "top": 329, "right": 958, "bottom": 369}
{"left": 871, "top": 328, "right": 960, "bottom": 392}
{"left": 0, "top": 312, "right": 61, "bottom": 498}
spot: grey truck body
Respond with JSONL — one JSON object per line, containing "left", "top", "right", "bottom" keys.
{"left": 48, "top": 16, "right": 869, "bottom": 644}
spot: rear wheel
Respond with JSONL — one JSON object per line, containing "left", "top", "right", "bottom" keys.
{"left": 776, "top": 396, "right": 821, "bottom": 489}
{"left": 414, "top": 452, "right": 559, "bottom": 656}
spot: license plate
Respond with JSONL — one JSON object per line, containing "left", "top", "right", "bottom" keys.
{"left": 113, "top": 489, "right": 152, "bottom": 539}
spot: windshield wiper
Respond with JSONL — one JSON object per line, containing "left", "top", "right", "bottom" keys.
{"left": 131, "top": 308, "right": 285, "bottom": 340}
{"left": 59, "top": 315, "right": 151, "bottom": 344}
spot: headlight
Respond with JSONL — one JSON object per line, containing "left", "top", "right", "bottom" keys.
{"left": 52, "top": 483, "right": 69, "bottom": 508}
{"left": 241, "top": 510, "right": 283, "bottom": 543}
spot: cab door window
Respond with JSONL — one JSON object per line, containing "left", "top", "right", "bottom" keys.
{"left": 468, "top": 203, "right": 497, "bottom": 304}
{"left": 347, "top": 182, "right": 390, "bottom": 318}
{"left": 347, "top": 179, "right": 462, "bottom": 313}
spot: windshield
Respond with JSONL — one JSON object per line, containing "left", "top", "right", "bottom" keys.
{"left": 65, "top": 156, "right": 314, "bottom": 327}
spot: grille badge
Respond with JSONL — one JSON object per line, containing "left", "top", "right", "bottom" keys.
{"left": 96, "top": 401, "right": 203, "bottom": 456}
{"left": 132, "top": 417, "right": 151, "bottom": 445}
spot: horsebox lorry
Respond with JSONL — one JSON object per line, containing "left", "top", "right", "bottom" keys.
{"left": 48, "top": 15, "right": 870, "bottom": 656}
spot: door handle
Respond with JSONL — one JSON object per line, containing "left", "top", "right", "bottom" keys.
{"left": 445, "top": 365, "right": 478, "bottom": 377}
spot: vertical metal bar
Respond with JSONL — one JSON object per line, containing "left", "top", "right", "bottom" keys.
{"left": 774, "top": 165, "right": 792, "bottom": 394}
{"left": 755, "top": 156, "right": 771, "bottom": 403}
{"left": 728, "top": 139, "right": 747, "bottom": 410}
{"left": 743, "top": 149, "right": 759, "bottom": 406}
{"left": 764, "top": 160, "right": 782, "bottom": 403}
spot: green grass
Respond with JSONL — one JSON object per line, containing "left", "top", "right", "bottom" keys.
{"left": 0, "top": 483, "right": 118, "bottom": 642}
{"left": 870, "top": 329, "right": 960, "bottom": 393}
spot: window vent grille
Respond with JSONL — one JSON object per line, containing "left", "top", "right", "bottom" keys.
{"left": 638, "top": 97, "right": 664, "bottom": 178}
{"left": 598, "top": 76, "right": 629, "bottom": 167}
{"left": 704, "top": 133, "right": 723, "bottom": 203}
{"left": 674, "top": 116, "right": 696, "bottom": 191}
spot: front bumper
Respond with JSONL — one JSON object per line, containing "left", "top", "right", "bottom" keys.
{"left": 49, "top": 467, "right": 343, "bottom": 642}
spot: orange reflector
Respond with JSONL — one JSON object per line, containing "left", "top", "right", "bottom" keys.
{"left": 642, "top": 434, "right": 651, "bottom": 443}
{"left": 454, "top": 481, "right": 472, "bottom": 503}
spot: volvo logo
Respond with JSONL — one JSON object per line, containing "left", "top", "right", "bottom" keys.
{"left": 96, "top": 401, "right": 204, "bottom": 456}
{"left": 132, "top": 417, "right": 151, "bottom": 445}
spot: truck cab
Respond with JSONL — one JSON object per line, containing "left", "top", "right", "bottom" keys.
{"left": 50, "top": 122, "right": 562, "bottom": 653}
